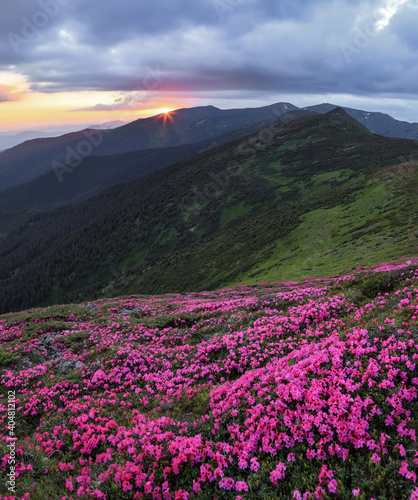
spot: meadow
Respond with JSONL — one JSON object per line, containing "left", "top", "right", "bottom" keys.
{"left": 1, "top": 257, "right": 418, "bottom": 498}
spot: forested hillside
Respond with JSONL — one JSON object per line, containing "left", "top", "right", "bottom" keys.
{"left": 0, "top": 109, "right": 417, "bottom": 314}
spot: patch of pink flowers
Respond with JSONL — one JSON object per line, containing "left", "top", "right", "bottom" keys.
{"left": 0, "top": 258, "right": 417, "bottom": 498}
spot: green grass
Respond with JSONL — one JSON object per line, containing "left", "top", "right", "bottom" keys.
{"left": 117, "top": 248, "right": 149, "bottom": 271}
{"left": 124, "top": 159, "right": 418, "bottom": 296}
{"left": 310, "top": 168, "right": 354, "bottom": 186}
{"left": 236, "top": 175, "right": 418, "bottom": 284}
{"left": 220, "top": 202, "right": 250, "bottom": 229}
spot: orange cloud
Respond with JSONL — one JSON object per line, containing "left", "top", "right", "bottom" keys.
{"left": 0, "top": 85, "right": 190, "bottom": 132}
{"left": 0, "top": 85, "right": 22, "bottom": 102}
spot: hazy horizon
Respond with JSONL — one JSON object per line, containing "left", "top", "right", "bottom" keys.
{"left": 1, "top": 96, "right": 418, "bottom": 136}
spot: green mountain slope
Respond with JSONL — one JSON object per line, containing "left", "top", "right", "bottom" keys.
{"left": 0, "top": 103, "right": 299, "bottom": 189}
{"left": 307, "top": 103, "right": 418, "bottom": 139}
{"left": 1, "top": 109, "right": 417, "bottom": 313}
{"left": 0, "top": 109, "right": 313, "bottom": 213}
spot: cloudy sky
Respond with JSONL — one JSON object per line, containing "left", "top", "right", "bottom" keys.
{"left": 0, "top": 0, "right": 418, "bottom": 131}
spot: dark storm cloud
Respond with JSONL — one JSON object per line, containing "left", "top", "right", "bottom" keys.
{"left": 1, "top": 0, "right": 418, "bottom": 104}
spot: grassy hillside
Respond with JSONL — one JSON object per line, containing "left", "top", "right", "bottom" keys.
{"left": 0, "top": 109, "right": 418, "bottom": 314}
{"left": 0, "top": 259, "right": 418, "bottom": 498}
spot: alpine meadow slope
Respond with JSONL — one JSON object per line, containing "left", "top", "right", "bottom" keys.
{"left": 1, "top": 109, "right": 418, "bottom": 314}
{"left": 1, "top": 259, "right": 418, "bottom": 498}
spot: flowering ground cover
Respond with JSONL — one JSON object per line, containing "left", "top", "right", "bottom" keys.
{"left": 1, "top": 257, "right": 418, "bottom": 499}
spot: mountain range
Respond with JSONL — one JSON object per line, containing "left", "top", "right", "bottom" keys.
{"left": 2, "top": 100, "right": 418, "bottom": 215}
{"left": 304, "top": 103, "right": 418, "bottom": 139}
{"left": 1, "top": 108, "right": 417, "bottom": 313}
{"left": 1, "top": 104, "right": 418, "bottom": 499}
{"left": 0, "top": 120, "right": 127, "bottom": 153}
{"left": 0, "top": 106, "right": 311, "bottom": 211}
{"left": 0, "top": 103, "right": 301, "bottom": 190}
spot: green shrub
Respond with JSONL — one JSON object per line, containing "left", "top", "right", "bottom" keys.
{"left": 141, "top": 313, "right": 202, "bottom": 330}
{"left": 169, "top": 387, "right": 211, "bottom": 422}
{"left": 0, "top": 348, "right": 19, "bottom": 367}
{"left": 330, "top": 266, "right": 417, "bottom": 304}
{"left": 22, "top": 319, "right": 71, "bottom": 341}
{"left": 359, "top": 267, "right": 415, "bottom": 298}
{"left": 57, "top": 331, "right": 93, "bottom": 353}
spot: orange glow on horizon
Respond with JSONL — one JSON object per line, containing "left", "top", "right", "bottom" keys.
{"left": 0, "top": 73, "right": 188, "bottom": 132}
{"left": 0, "top": 100, "right": 184, "bottom": 132}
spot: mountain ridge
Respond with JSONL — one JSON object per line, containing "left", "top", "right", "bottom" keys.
{"left": 0, "top": 108, "right": 314, "bottom": 212}
{"left": 0, "top": 102, "right": 298, "bottom": 189}
{"left": 1, "top": 100, "right": 417, "bottom": 193}
{"left": 306, "top": 102, "right": 418, "bottom": 139}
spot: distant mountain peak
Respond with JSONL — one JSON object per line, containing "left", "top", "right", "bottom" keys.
{"left": 322, "top": 106, "right": 374, "bottom": 135}
{"left": 171, "top": 105, "right": 223, "bottom": 119}
{"left": 326, "top": 106, "right": 350, "bottom": 117}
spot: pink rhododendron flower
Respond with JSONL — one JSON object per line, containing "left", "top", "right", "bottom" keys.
{"left": 2, "top": 259, "right": 418, "bottom": 499}
{"left": 174, "top": 490, "right": 188, "bottom": 500}
{"left": 65, "top": 477, "right": 74, "bottom": 492}
{"left": 91, "top": 490, "right": 106, "bottom": 499}
{"left": 270, "top": 462, "right": 286, "bottom": 484}
{"left": 250, "top": 458, "right": 260, "bottom": 471}
{"left": 410, "top": 487, "right": 418, "bottom": 499}
{"left": 328, "top": 479, "right": 339, "bottom": 493}
{"left": 235, "top": 481, "right": 248, "bottom": 492}
{"left": 219, "top": 477, "right": 235, "bottom": 490}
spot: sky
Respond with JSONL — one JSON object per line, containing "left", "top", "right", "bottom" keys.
{"left": 0, "top": 0, "right": 418, "bottom": 132}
